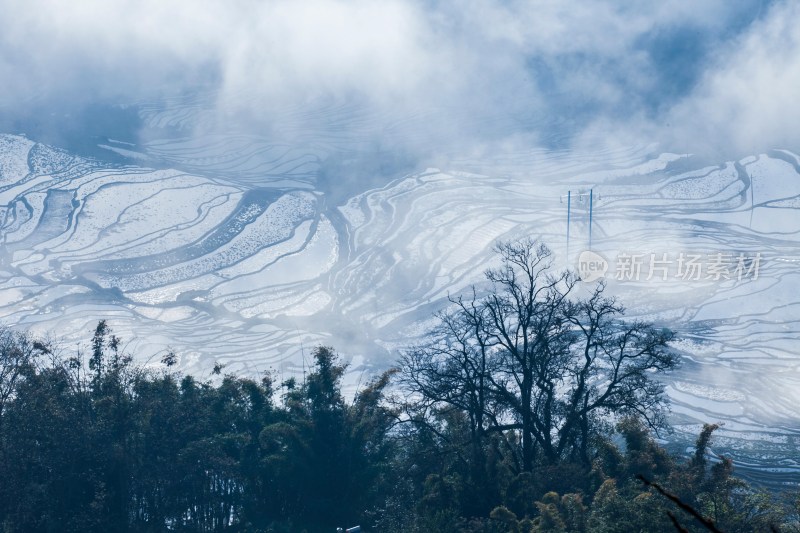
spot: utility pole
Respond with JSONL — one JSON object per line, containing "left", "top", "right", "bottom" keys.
{"left": 589, "top": 188, "right": 593, "bottom": 249}
{"left": 566, "top": 190, "right": 571, "bottom": 259}
{"left": 561, "top": 189, "right": 595, "bottom": 257}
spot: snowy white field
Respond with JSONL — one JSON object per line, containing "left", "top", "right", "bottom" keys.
{"left": 1, "top": 130, "right": 799, "bottom": 484}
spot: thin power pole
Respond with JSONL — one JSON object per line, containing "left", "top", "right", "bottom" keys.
{"left": 589, "top": 188, "right": 593, "bottom": 249}
{"left": 566, "top": 190, "right": 571, "bottom": 259}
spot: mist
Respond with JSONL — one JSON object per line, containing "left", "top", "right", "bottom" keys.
{"left": 2, "top": 0, "right": 796, "bottom": 176}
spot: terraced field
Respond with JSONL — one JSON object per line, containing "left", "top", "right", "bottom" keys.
{"left": 1, "top": 128, "right": 799, "bottom": 485}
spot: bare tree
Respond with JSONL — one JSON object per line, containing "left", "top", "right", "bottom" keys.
{"left": 401, "top": 293, "right": 508, "bottom": 476}
{"left": 401, "top": 238, "right": 678, "bottom": 473}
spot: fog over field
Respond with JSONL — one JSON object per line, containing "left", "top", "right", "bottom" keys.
{"left": 1, "top": 0, "right": 800, "bottom": 483}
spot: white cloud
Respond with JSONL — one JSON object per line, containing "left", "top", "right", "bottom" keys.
{"left": 664, "top": 0, "right": 800, "bottom": 156}
{"left": 0, "top": 0, "right": 793, "bottom": 158}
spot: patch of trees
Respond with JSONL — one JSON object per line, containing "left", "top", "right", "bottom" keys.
{"left": 0, "top": 240, "right": 798, "bottom": 532}
{"left": 0, "top": 323, "right": 396, "bottom": 532}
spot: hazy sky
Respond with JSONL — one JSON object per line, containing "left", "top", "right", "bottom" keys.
{"left": 1, "top": 0, "right": 797, "bottom": 159}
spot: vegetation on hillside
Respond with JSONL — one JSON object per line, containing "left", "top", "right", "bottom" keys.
{"left": 0, "top": 240, "right": 797, "bottom": 532}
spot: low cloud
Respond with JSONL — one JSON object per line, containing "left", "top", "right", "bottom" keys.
{"left": 664, "top": 0, "right": 800, "bottom": 157}
{"left": 0, "top": 0, "right": 795, "bottom": 162}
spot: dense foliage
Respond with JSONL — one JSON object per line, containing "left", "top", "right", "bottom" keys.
{"left": 0, "top": 241, "right": 798, "bottom": 532}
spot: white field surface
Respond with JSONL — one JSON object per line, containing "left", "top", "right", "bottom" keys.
{"left": 1, "top": 132, "right": 799, "bottom": 485}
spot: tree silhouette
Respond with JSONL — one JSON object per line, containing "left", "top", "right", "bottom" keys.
{"left": 403, "top": 239, "right": 677, "bottom": 479}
